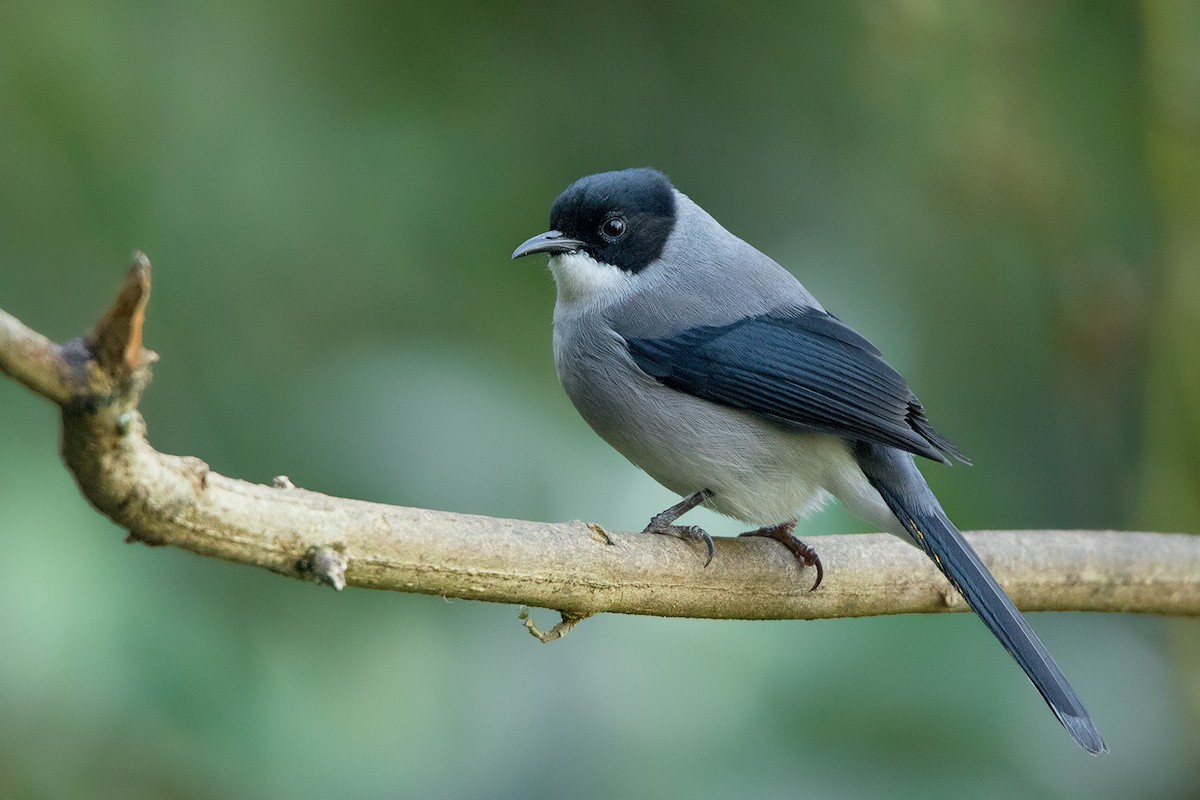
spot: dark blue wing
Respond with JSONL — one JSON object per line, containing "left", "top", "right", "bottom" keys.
{"left": 625, "top": 310, "right": 967, "bottom": 464}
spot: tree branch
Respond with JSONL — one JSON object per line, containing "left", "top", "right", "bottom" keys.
{"left": 2, "top": 256, "right": 1198, "bottom": 621}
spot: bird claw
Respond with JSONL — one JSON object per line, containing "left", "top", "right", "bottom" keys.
{"left": 643, "top": 521, "right": 715, "bottom": 567}
{"left": 642, "top": 490, "right": 716, "bottom": 567}
{"left": 739, "top": 523, "right": 824, "bottom": 591}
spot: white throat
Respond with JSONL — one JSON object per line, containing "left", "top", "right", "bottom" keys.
{"left": 548, "top": 251, "right": 637, "bottom": 313}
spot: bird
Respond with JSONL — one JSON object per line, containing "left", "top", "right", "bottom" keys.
{"left": 511, "top": 167, "right": 1106, "bottom": 754}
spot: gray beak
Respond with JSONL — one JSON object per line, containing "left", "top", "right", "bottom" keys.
{"left": 511, "top": 230, "right": 586, "bottom": 260}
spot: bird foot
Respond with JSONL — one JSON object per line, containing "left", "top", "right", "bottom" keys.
{"left": 643, "top": 489, "right": 715, "bottom": 566}
{"left": 739, "top": 521, "right": 824, "bottom": 590}
{"left": 642, "top": 520, "right": 715, "bottom": 567}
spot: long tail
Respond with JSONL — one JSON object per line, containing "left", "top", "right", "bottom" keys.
{"left": 857, "top": 444, "right": 1107, "bottom": 755}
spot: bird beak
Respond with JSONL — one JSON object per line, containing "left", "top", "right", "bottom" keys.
{"left": 511, "top": 230, "right": 586, "bottom": 260}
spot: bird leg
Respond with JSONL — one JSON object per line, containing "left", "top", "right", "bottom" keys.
{"left": 739, "top": 521, "right": 824, "bottom": 591}
{"left": 642, "top": 489, "right": 715, "bottom": 567}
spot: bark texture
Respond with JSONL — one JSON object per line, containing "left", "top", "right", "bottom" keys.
{"left": 1, "top": 256, "right": 1197, "bottom": 622}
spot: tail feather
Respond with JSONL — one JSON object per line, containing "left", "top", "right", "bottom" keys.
{"left": 859, "top": 448, "right": 1107, "bottom": 755}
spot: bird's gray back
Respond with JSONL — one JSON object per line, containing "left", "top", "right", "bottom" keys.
{"left": 603, "top": 190, "right": 822, "bottom": 339}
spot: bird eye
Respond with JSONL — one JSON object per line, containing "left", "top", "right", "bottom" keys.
{"left": 600, "top": 215, "right": 627, "bottom": 241}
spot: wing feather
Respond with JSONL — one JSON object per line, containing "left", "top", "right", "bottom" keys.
{"left": 626, "top": 310, "right": 967, "bottom": 464}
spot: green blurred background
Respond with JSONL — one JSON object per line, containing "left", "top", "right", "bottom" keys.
{"left": 1, "top": 1, "right": 1198, "bottom": 798}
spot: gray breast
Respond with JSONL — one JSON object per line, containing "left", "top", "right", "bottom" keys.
{"left": 552, "top": 314, "right": 843, "bottom": 524}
